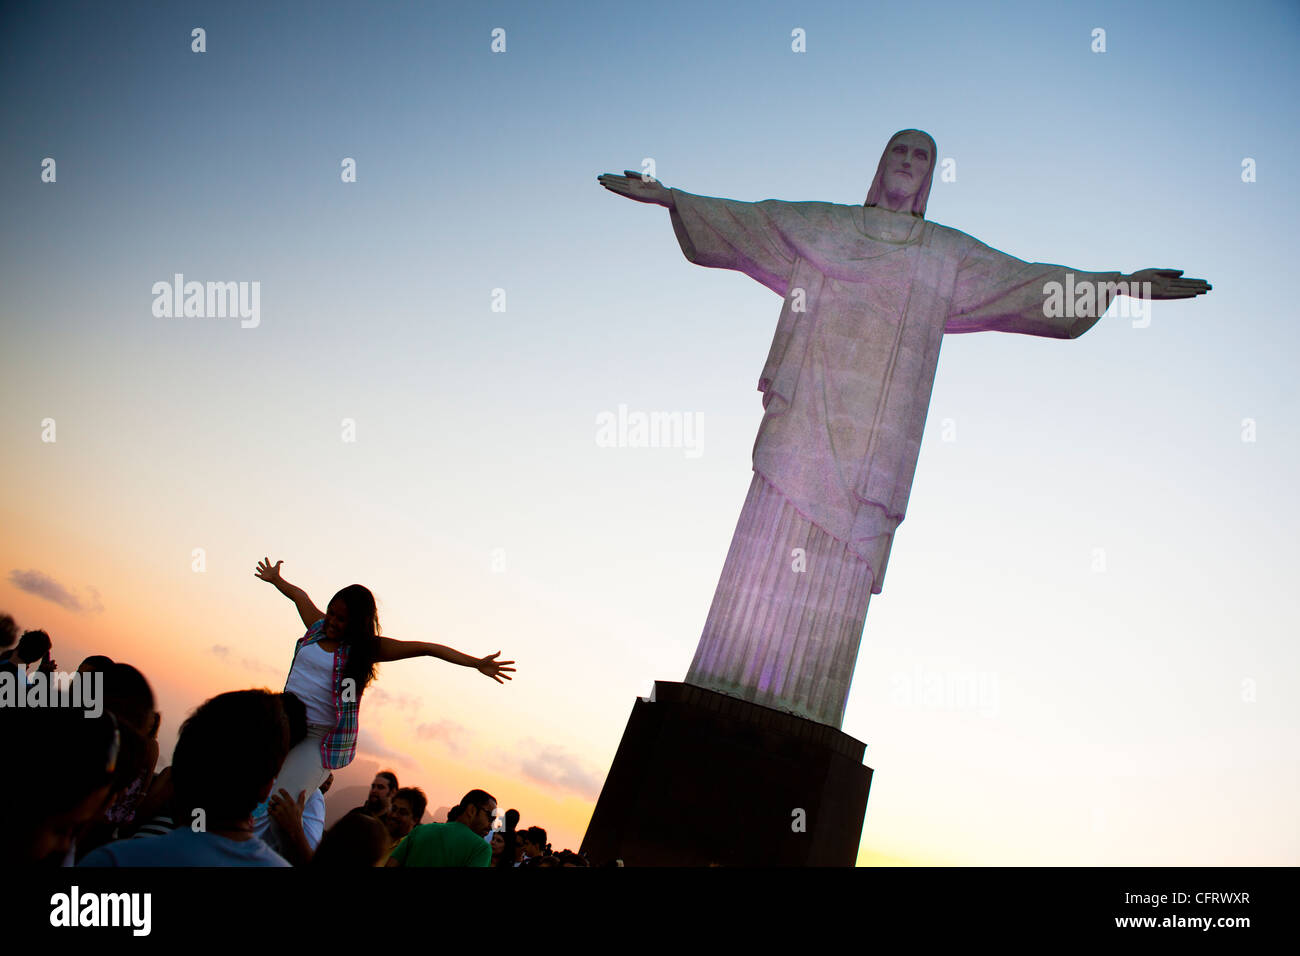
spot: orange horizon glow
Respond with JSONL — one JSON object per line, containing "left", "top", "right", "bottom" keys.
{"left": 2, "top": 497, "right": 900, "bottom": 862}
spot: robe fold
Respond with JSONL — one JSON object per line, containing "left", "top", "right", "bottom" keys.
{"left": 669, "top": 188, "right": 1124, "bottom": 726}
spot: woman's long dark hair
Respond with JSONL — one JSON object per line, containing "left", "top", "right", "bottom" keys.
{"left": 331, "top": 584, "right": 380, "bottom": 697}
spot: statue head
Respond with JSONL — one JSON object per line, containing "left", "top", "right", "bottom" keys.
{"left": 864, "top": 129, "right": 936, "bottom": 219}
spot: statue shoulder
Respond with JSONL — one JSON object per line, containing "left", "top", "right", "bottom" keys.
{"left": 921, "top": 218, "right": 961, "bottom": 240}
{"left": 928, "top": 219, "right": 988, "bottom": 245}
{"left": 749, "top": 198, "right": 843, "bottom": 213}
{"left": 754, "top": 200, "right": 864, "bottom": 234}
{"left": 921, "top": 219, "right": 982, "bottom": 255}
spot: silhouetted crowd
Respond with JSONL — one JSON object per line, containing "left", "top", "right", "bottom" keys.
{"left": 0, "top": 614, "right": 596, "bottom": 867}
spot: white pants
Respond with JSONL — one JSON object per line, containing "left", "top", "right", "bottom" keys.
{"left": 273, "top": 723, "right": 333, "bottom": 800}
{"left": 252, "top": 723, "right": 333, "bottom": 838}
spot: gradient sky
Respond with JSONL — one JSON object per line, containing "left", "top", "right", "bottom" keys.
{"left": 2, "top": 0, "right": 1297, "bottom": 864}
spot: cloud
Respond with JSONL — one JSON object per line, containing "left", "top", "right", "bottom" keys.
{"left": 414, "top": 719, "right": 464, "bottom": 754}
{"left": 367, "top": 686, "right": 422, "bottom": 715}
{"left": 207, "top": 644, "right": 280, "bottom": 678}
{"left": 357, "top": 726, "right": 412, "bottom": 765}
{"left": 8, "top": 569, "right": 104, "bottom": 614}
{"left": 239, "top": 657, "right": 282, "bottom": 678}
{"left": 517, "top": 739, "right": 603, "bottom": 800}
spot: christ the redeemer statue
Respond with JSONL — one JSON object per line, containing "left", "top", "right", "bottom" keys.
{"left": 598, "top": 129, "right": 1210, "bottom": 729}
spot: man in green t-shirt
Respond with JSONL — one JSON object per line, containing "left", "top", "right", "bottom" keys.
{"left": 387, "top": 789, "right": 495, "bottom": 867}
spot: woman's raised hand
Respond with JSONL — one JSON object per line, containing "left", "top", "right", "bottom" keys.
{"left": 475, "top": 652, "right": 516, "bottom": 684}
{"left": 255, "top": 557, "right": 284, "bottom": 584}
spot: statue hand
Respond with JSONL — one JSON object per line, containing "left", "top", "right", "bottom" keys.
{"left": 597, "top": 170, "right": 673, "bottom": 207}
{"left": 1124, "top": 269, "right": 1211, "bottom": 300}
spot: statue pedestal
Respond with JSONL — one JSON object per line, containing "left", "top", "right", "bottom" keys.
{"left": 580, "top": 681, "right": 872, "bottom": 866}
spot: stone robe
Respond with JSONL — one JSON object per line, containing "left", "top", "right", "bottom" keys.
{"left": 669, "top": 188, "right": 1123, "bottom": 726}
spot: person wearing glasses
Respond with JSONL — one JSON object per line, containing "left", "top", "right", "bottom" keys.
{"left": 386, "top": 789, "right": 497, "bottom": 867}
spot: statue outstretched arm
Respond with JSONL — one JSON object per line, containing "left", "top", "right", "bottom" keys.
{"left": 947, "top": 234, "right": 1211, "bottom": 338}
{"left": 947, "top": 236, "right": 1122, "bottom": 339}
{"left": 598, "top": 170, "right": 797, "bottom": 296}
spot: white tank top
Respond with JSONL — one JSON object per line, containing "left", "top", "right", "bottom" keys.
{"left": 284, "top": 642, "right": 337, "bottom": 726}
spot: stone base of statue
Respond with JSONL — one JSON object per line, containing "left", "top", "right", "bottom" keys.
{"left": 580, "top": 680, "right": 872, "bottom": 866}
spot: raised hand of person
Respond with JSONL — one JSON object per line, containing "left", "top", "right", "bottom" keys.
{"left": 475, "top": 652, "right": 516, "bottom": 684}
{"left": 254, "top": 557, "right": 284, "bottom": 584}
{"left": 254, "top": 558, "right": 324, "bottom": 628}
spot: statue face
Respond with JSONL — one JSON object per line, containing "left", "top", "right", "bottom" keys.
{"left": 881, "top": 132, "right": 932, "bottom": 203}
